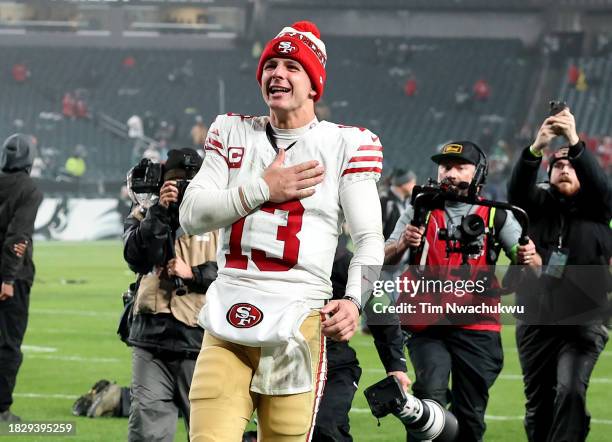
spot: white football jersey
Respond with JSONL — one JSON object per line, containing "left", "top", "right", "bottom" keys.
{"left": 197, "top": 113, "right": 382, "bottom": 302}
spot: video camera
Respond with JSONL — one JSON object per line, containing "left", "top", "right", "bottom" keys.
{"left": 364, "top": 376, "right": 458, "bottom": 441}
{"left": 127, "top": 151, "right": 202, "bottom": 296}
{"left": 409, "top": 178, "right": 530, "bottom": 266}
{"left": 129, "top": 154, "right": 199, "bottom": 206}
{"left": 438, "top": 213, "right": 485, "bottom": 256}
{"left": 130, "top": 158, "right": 164, "bottom": 195}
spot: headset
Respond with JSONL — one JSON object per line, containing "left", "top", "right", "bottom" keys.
{"left": 468, "top": 142, "right": 488, "bottom": 198}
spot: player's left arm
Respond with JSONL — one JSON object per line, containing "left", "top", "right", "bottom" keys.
{"left": 322, "top": 178, "right": 384, "bottom": 341}
{"left": 321, "top": 128, "right": 384, "bottom": 341}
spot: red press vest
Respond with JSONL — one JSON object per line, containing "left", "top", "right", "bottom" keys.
{"left": 398, "top": 205, "right": 502, "bottom": 332}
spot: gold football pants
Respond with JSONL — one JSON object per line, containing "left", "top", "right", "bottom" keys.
{"left": 189, "top": 312, "right": 326, "bottom": 442}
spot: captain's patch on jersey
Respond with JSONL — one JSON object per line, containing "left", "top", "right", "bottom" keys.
{"left": 228, "top": 147, "right": 244, "bottom": 168}
{"left": 226, "top": 303, "right": 264, "bottom": 328}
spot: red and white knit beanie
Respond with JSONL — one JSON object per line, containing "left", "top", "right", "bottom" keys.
{"left": 256, "top": 20, "right": 327, "bottom": 102}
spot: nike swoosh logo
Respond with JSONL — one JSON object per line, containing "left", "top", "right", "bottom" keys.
{"left": 371, "top": 136, "right": 379, "bottom": 143}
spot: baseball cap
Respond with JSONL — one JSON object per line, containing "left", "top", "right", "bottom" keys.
{"left": 431, "top": 141, "right": 482, "bottom": 166}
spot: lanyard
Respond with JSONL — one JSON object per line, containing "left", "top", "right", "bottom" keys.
{"left": 558, "top": 214, "right": 565, "bottom": 248}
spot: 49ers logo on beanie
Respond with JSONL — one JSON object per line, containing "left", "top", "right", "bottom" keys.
{"left": 256, "top": 20, "right": 327, "bottom": 101}
{"left": 275, "top": 41, "right": 299, "bottom": 55}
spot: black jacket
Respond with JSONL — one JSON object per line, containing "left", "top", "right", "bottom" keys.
{"left": 0, "top": 172, "right": 43, "bottom": 286}
{"left": 380, "top": 189, "right": 406, "bottom": 241}
{"left": 330, "top": 236, "right": 407, "bottom": 373}
{"left": 123, "top": 203, "right": 217, "bottom": 356}
{"left": 507, "top": 142, "right": 612, "bottom": 323}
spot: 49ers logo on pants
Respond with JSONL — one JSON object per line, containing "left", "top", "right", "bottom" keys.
{"left": 226, "top": 303, "right": 264, "bottom": 328}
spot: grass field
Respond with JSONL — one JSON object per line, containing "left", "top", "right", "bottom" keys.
{"left": 10, "top": 241, "right": 611, "bottom": 441}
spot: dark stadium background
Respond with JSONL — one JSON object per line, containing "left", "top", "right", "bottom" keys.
{"left": 1, "top": 1, "right": 610, "bottom": 440}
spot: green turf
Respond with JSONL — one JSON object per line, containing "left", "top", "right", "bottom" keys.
{"left": 11, "top": 241, "right": 611, "bottom": 441}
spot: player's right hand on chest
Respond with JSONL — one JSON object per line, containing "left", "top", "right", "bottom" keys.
{"left": 263, "top": 149, "right": 325, "bottom": 203}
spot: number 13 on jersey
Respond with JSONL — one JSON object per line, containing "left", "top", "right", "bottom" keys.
{"left": 225, "top": 200, "right": 305, "bottom": 271}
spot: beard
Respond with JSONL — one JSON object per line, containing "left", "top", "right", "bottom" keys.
{"left": 553, "top": 179, "right": 579, "bottom": 196}
{"left": 440, "top": 177, "right": 470, "bottom": 194}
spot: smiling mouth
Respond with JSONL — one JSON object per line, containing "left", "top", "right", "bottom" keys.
{"left": 268, "top": 86, "right": 291, "bottom": 96}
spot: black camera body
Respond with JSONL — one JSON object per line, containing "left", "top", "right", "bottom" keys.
{"left": 438, "top": 213, "right": 486, "bottom": 257}
{"left": 129, "top": 158, "right": 194, "bottom": 207}
{"left": 410, "top": 179, "right": 458, "bottom": 228}
{"left": 130, "top": 158, "right": 164, "bottom": 194}
{"left": 171, "top": 180, "right": 190, "bottom": 209}
{"left": 364, "top": 376, "right": 458, "bottom": 441}
{"left": 178, "top": 152, "right": 201, "bottom": 177}
{"left": 549, "top": 100, "right": 568, "bottom": 116}
{"left": 364, "top": 375, "right": 408, "bottom": 419}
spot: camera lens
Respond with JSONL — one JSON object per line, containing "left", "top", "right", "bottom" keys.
{"left": 460, "top": 214, "right": 485, "bottom": 238}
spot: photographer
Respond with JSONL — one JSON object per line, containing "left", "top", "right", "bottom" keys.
{"left": 384, "top": 141, "right": 535, "bottom": 442}
{"left": 123, "top": 148, "right": 218, "bottom": 442}
{"left": 0, "top": 134, "right": 43, "bottom": 423}
{"left": 507, "top": 107, "right": 611, "bottom": 442}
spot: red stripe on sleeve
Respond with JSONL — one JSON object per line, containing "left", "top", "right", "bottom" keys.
{"left": 205, "top": 146, "right": 229, "bottom": 165}
{"left": 208, "top": 138, "right": 224, "bottom": 150}
{"left": 341, "top": 167, "right": 383, "bottom": 176}
{"left": 204, "top": 143, "right": 225, "bottom": 156}
{"left": 348, "top": 156, "right": 383, "bottom": 163}
{"left": 357, "top": 145, "right": 383, "bottom": 151}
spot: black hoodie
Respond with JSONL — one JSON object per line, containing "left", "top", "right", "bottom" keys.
{"left": 0, "top": 171, "right": 43, "bottom": 286}
{"left": 507, "top": 142, "right": 612, "bottom": 323}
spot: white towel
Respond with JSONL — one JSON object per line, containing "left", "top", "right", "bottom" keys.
{"left": 251, "top": 330, "right": 312, "bottom": 395}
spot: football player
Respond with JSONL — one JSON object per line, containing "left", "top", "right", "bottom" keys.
{"left": 180, "top": 20, "right": 386, "bottom": 442}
